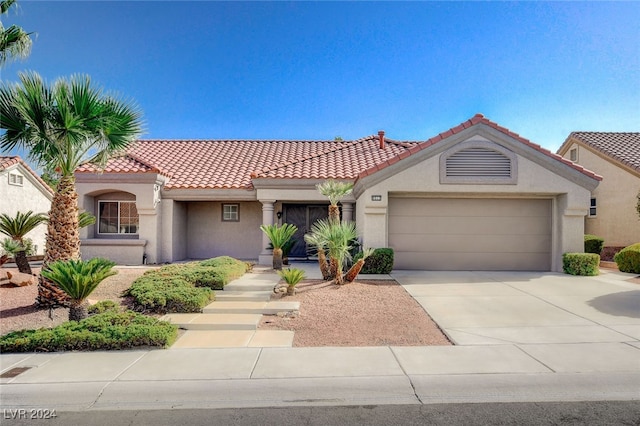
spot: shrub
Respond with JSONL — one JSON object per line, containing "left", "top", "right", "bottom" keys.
{"left": 584, "top": 234, "right": 605, "bottom": 254}
{"left": 614, "top": 243, "right": 640, "bottom": 274}
{"left": 0, "top": 310, "right": 178, "bottom": 352}
{"left": 88, "top": 300, "right": 120, "bottom": 315}
{"left": 124, "top": 276, "right": 213, "bottom": 313}
{"left": 354, "top": 248, "right": 394, "bottom": 274}
{"left": 562, "top": 253, "right": 600, "bottom": 276}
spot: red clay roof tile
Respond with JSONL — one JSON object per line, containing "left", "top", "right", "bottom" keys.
{"left": 0, "top": 156, "right": 54, "bottom": 195}
{"left": 561, "top": 132, "right": 640, "bottom": 173}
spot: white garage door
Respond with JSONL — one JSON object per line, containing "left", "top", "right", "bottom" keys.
{"left": 388, "top": 198, "right": 552, "bottom": 271}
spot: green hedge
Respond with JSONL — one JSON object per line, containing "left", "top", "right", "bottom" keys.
{"left": 354, "top": 248, "right": 394, "bottom": 274}
{"left": 124, "top": 276, "right": 213, "bottom": 313}
{"left": 562, "top": 253, "right": 600, "bottom": 276}
{"left": 584, "top": 234, "right": 605, "bottom": 255}
{"left": 0, "top": 311, "right": 178, "bottom": 352}
{"left": 125, "top": 256, "right": 248, "bottom": 313}
{"left": 614, "top": 243, "right": 640, "bottom": 274}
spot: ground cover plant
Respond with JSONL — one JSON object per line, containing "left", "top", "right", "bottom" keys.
{"left": 124, "top": 256, "right": 247, "bottom": 313}
{"left": 0, "top": 308, "right": 178, "bottom": 352}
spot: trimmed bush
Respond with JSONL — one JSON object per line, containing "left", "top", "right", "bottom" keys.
{"left": 562, "top": 253, "right": 600, "bottom": 276}
{"left": 124, "top": 256, "right": 247, "bottom": 313}
{"left": 124, "top": 276, "right": 213, "bottom": 313}
{"left": 614, "top": 243, "right": 640, "bottom": 274}
{"left": 0, "top": 310, "right": 178, "bottom": 352}
{"left": 584, "top": 234, "right": 605, "bottom": 254}
{"left": 354, "top": 248, "right": 394, "bottom": 274}
{"left": 88, "top": 300, "right": 120, "bottom": 315}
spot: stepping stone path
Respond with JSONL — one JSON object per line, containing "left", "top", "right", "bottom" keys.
{"left": 161, "top": 268, "right": 298, "bottom": 349}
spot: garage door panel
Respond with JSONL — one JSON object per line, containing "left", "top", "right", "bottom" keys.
{"left": 388, "top": 198, "right": 551, "bottom": 271}
{"left": 389, "top": 234, "right": 551, "bottom": 254}
{"left": 388, "top": 216, "right": 551, "bottom": 236}
{"left": 389, "top": 198, "right": 550, "bottom": 218}
{"left": 394, "top": 251, "right": 551, "bottom": 271}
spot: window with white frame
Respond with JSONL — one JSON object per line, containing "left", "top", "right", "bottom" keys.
{"left": 570, "top": 148, "right": 578, "bottom": 162}
{"left": 222, "top": 203, "right": 239, "bottom": 222}
{"left": 8, "top": 172, "right": 24, "bottom": 186}
{"left": 589, "top": 198, "right": 597, "bottom": 217}
{"left": 98, "top": 201, "right": 139, "bottom": 234}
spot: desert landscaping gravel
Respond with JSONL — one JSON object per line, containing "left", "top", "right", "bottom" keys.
{"left": 2, "top": 267, "right": 452, "bottom": 347}
{"left": 259, "top": 279, "right": 452, "bottom": 347}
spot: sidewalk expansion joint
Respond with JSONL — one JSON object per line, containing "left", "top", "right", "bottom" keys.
{"left": 388, "top": 346, "right": 423, "bottom": 404}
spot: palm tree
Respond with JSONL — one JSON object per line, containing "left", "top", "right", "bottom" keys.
{"left": 0, "top": 71, "right": 143, "bottom": 307}
{"left": 307, "top": 219, "right": 357, "bottom": 285}
{"left": 260, "top": 223, "right": 298, "bottom": 270}
{"left": 303, "top": 231, "right": 332, "bottom": 280}
{"left": 278, "top": 268, "right": 306, "bottom": 296}
{"left": 0, "top": 0, "right": 32, "bottom": 68}
{"left": 0, "top": 210, "right": 47, "bottom": 274}
{"left": 344, "top": 248, "right": 374, "bottom": 284}
{"left": 40, "top": 258, "right": 116, "bottom": 321}
{"left": 316, "top": 179, "right": 353, "bottom": 224}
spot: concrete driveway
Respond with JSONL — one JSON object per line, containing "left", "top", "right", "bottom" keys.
{"left": 392, "top": 269, "right": 640, "bottom": 373}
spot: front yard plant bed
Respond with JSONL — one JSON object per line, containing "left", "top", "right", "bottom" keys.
{"left": 0, "top": 310, "right": 178, "bottom": 352}
{"left": 123, "top": 256, "right": 248, "bottom": 313}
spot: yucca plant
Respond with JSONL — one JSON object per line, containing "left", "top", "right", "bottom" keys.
{"left": 316, "top": 179, "right": 353, "bottom": 224}
{"left": 40, "top": 258, "right": 117, "bottom": 321}
{"left": 278, "top": 268, "right": 306, "bottom": 296}
{"left": 307, "top": 219, "right": 358, "bottom": 285}
{"left": 344, "top": 248, "right": 375, "bottom": 284}
{"left": 0, "top": 210, "right": 47, "bottom": 274}
{"left": 260, "top": 223, "right": 298, "bottom": 270}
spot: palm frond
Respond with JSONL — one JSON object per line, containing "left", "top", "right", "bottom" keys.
{"left": 316, "top": 179, "right": 354, "bottom": 206}
{"left": 40, "top": 258, "right": 117, "bottom": 302}
{"left": 0, "top": 210, "right": 47, "bottom": 240}
{"left": 260, "top": 223, "right": 298, "bottom": 250}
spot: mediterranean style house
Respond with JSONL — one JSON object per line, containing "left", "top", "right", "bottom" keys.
{"left": 557, "top": 132, "right": 640, "bottom": 248}
{"left": 75, "top": 114, "right": 601, "bottom": 272}
{"left": 0, "top": 156, "right": 54, "bottom": 255}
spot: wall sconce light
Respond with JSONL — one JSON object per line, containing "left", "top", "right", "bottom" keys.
{"left": 371, "top": 195, "right": 382, "bottom": 201}
{"left": 276, "top": 211, "right": 282, "bottom": 219}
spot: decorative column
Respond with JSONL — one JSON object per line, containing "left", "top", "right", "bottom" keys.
{"left": 258, "top": 200, "right": 276, "bottom": 265}
{"left": 342, "top": 202, "right": 354, "bottom": 222}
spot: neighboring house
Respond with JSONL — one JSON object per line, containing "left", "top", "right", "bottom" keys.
{"left": 557, "top": 132, "right": 640, "bottom": 248}
{"left": 0, "top": 156, "right": 54, "bottom": 255}
{"left": 75, "top": 114, "right": 601, "bottom": 272}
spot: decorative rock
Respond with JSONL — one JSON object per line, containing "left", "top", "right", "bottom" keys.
{"left": 6, "top": 270, "right": 36, "bottom": 287}
{"left": 0, "top": 268, "right": 9, "bottom": 285}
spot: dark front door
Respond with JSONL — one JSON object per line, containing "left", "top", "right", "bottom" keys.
{"left": 284, "top": 204, "right": 328, "bottom": 258}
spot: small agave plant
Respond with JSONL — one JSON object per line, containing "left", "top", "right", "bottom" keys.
{"left": 278, "top": 268, "right": 306, "bottom": 296}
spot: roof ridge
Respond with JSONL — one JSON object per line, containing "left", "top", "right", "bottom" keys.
{"left": 250, "top": 139, "right": 366, "bottom": 178}
{"left": 125, "top": 151, "right": 166, "bottom": 175}
{"left": 356, "top": 114, "right": 602, "bottom": 182}
{"left": 0, "top": 155, "right": 54, "bottom": 195}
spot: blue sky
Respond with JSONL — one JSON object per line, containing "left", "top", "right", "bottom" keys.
{"left": 1, "top": 1, "right": 638, "bottom": 162}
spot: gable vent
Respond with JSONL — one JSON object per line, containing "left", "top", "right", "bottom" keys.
{"left": 446, "top": 147, "right": 511, "bottom": 177}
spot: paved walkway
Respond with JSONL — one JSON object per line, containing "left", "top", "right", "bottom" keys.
{"left": 1, "top": 266, "right": 639, "bottom": 410}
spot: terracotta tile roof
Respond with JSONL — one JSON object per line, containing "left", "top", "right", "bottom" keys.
{"left": 356, "top": 114, "right": 602, "bottom": 181}
{"left": 76, "top": 114, "right": 601, "bottom": 190}
{"left": 0, "top": 155, "right": 54, "bottom": 195}
{"left": 252, "top": 136, "right": 416, "bottom": 180}
{"left": 563, "top": 132, "right": 640, "bottom": 173}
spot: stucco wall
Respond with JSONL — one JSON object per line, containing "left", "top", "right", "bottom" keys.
{"left": 355, "top": 135, "right": 593, "bottom": 272}
{"left": 186, "top": 201, "right": 262, "bottom": 260}
{"left": 561, "top": 143, "right": 640, "bottom": 247}
{"left": 0, "top": 166, "right": 52, "bottom": 255}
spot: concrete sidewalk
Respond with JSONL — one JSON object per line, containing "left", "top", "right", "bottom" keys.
{"left": 1, "top": 267, "right": 639, "bottom": 410}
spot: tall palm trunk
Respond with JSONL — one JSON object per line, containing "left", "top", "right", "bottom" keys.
{"left": 328, "top": 205, "right": 340, "bottom": 224}
{"left": 36, "top": 175, "right": 80, "bottom": 308}
{"left": 317, "top": 247, "right": 332, "bottom": 280}
{"left": 14, "top": 249, "right": 31, "bottom": 274}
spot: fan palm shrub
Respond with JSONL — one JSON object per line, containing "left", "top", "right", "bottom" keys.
{"left": 260, "top": 223, "right": 298, "bottom": 270}
{"left": 0, "top": 72, "right": 143, "bottom": 307}
{"left": 0, "top": 210, "right": 47, "bottom": 274}
{"left": 344, "top": 248, "right": 374, "bottom": 283}
{"left": 307, "top": 219, "right": 357, "bottom": 285}
{"left": 40, "top": 258, "right": 117, "bottom": 321}
{"left": 316, "top": 179, "right": 353, "bottom": 224}
{"left": 304, "top": 231, "right": 332, "bottom": 280}
{"left": 278, "top": 268, "right": 306, "bottom": 296}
